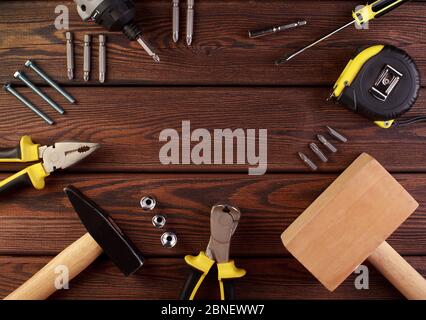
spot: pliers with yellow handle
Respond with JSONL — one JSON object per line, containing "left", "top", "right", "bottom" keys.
{"left": 0, "top": 136, "right": 99, "bottom": 194}
{"left": 180, "top": 204, "right": 246, "bottom": 300}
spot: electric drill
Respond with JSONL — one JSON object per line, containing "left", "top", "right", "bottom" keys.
{"left": 73, "top": 0, "right": 160, "bottom": 62}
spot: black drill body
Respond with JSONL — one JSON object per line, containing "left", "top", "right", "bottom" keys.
{"left": 91, "top": 0, "right": 142, "bottom": 41}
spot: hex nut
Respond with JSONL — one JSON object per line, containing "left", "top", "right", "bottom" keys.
{"left": 140, "top": 196, "right": 156, "bottom": 211}
{"left": 152, "top": 214, "right": 166, "bottom": 229}
{"left": 161, "top": 232, "right": 177, "bottom": 248}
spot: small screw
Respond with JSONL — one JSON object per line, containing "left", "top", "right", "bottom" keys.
{"left": 140, "top": 196, "right": 156, "bottom": 211}
{"left": 161, "top": 232, "right": 177, "bottom": 248}
{"left": 14, "top": 71, "right": 65, "bottom": 115}
{"left": 152, "top": 214, "right": 166, "bottom": 229}
{"left": 4, "top": 83, "right": 54, "bottom": 125}
{"left": 25, "top": 60, "right": 75, "bottom": 104}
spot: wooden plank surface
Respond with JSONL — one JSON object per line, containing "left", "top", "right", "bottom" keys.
{"left": 0, "top": 0, "right": 425, "bottom": 300}
{"left": 0, "top": 256, "right": 425, "bottom": 300}
{"left": 0, "top": 174, "right": 425, "bottom": 256}
{"left": 0, "top": 1, "right": 425, "bottom": 86}
{"left": 1, "top": 87, "right": 426, "bottom": 173}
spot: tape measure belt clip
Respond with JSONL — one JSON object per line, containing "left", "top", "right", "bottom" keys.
{"left": 332, "top": 45, "right": 420, "bottom": 122}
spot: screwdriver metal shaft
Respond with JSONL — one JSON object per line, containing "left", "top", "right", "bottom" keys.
{"left": 249, "top": 20, "right": 307, "bottom": 39}
{"left": 276, "top": 20, "right": 355, "bottom": 65}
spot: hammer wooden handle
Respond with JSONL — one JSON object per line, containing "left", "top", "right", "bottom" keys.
{"left": 4, "top": 233, "right": 103, "bottom": 300}
{"left": 368, "top": 241, "right": 426, "bottom": 300}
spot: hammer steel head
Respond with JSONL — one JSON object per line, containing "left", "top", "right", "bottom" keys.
{"left": 281, "top": 153, "right": 418, "bottom": 291}
{"left": 64, "top": 186, "right": 144, "bottom": 276}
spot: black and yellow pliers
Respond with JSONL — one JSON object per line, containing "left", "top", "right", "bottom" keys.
{"left": 180, "top": 204, "right": 246, "bottom": 300}
{"left": 0, "top": 136, "right": 99, "bottom": 194}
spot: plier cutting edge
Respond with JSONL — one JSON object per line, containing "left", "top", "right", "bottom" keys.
{"left": 180, "top": 204, "right": 246, "bottom": 300}
{"left": 0, "top": 136, "right": 99, "bottom": 194}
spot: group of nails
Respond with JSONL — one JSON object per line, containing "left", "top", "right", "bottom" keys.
{"left": 141, "top": 196, "right": 178, "bottom": 249}
{"left": 66, "top": 32, "right": 107, "bottom": 83}
{"left": 3, "top": 60, "right": 76, "bottom": 126}
{"left": 299, "top": 126, "right": 348, "bottom": 171}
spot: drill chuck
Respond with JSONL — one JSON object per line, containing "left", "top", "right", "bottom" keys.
{"left": 74, "top": 0, "right": 160, "bottom": 62}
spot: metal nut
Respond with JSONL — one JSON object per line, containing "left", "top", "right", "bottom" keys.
{"left": 140, "top": 196, "right": 156, "bottom": 211}
{"left": 152, "top": 214, "right": 166, "bottom": 229}
{"left": 161, "top": 232, "right": 177, "bottom": 248}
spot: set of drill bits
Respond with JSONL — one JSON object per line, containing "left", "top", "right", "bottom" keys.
{"left": 3, "top": 60, "right": 76, "bottom": 125}
{"left": 298, "top": 126, "right": 348, "bottom": 171}
{"left": 140, "top": 196, "right": 178, "bottom": 249}
{"left": 172, "top": 0, "right": 195, "bottom": 45}
{"left": 66, "top": 32, "right": 107, "bottom": 83}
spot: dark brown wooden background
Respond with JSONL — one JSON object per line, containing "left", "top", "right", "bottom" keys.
{"left": 0, "top": 0, "right": 425, "bottom": 300}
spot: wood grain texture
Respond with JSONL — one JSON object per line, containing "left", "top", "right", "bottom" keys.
{"left": 282, "top": 153, "right": 419, "bottom": 292}
{"left": 0, "top": 1, "right": 425, "bottom": 85}
{"left": 0, "top": 256, "right": 425, "bottom": 300}
{"left": 1, "top": 87, "right": 426, "bottom": 172}
{"left": 0, "top": 173, "right": 425, "bottom": 256}
{"left": 0, "top": 0, "right": 425, "bottom": 300}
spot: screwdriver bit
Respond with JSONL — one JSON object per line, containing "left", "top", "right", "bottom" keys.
{"left": 298, "top": 152, "right": 318, "bottom": 171}
{"left": 83, "top": 34, "right": 91, "bottom": 81}
{"left": 66, "top": 32, "right": 74, "bottom": 80}
{"left": 173, "top": 0, "right": 180, "bottom": 42}
{"left": 317, "top": 134, "right": 338, "bottom": 153}
{"left": 99, "top": 34, "right": 106, "bottom": 83}
{"left": 186, "top": 0, "right": 194, "bottom": 45}
{"left": 136, "top": 37, "right": 160, "bottom": 62}
{"left": 326, "top": 126, "right": 348, "bottom": 143}
{"left": 309, "top": 143, "right": 328, "bottom": 163}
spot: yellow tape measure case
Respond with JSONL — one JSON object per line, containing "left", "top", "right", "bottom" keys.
{"left": 331, "top": 45, "right": 420, "bottom": 123}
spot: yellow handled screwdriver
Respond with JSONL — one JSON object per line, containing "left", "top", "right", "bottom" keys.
{"left": 275, "top": 0, "right": 412, "bottom": 65}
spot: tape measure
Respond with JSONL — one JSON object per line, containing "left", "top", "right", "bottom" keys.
{"left": 330, "top": 45, "right": 421, "bottom": 128}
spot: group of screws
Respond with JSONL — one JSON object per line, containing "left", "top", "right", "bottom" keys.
{"left": 140, "top": 196, "right": 177, "bottom": 248}
{"left": 66, "top": 32, "right": 107, "bottom": 83}
{"left": 3, "top": 60, "right": 76, "bottom": 125}
{"left": 298, "top": 126, "right": 348, "bottom": 171}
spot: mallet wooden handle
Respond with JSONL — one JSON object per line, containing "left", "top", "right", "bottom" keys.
{"left": 4, "top": 233, "right": 103, "bottom": 300}
{"left": 368, "top": 241, "right": 426, "bottom": 300}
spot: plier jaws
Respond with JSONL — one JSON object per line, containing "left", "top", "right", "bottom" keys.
{"left": 180, "top": 204, "right": 246, "bottom": 300}
{"left": 206, "top": 204, "right": 241, "bottom": 263}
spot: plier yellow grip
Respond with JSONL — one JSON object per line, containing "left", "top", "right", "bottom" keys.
{"left": 0, "top": 136, "right": 99, "bottom": 195}
{"left": 0, "top": 136, "right": 48, "bottom": 192}
{"left": 180, "top": 205, "right": 246, "bottom": 300}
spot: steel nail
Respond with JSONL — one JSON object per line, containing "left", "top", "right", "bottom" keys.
{"left": 25, "top": 60, "right": 76, "bottom": 104}
{"left": 14, "top": 71, "right": 65, "bottom": 115}
{"left": 4, "top": 83, "right": 54, "bottom": 125}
